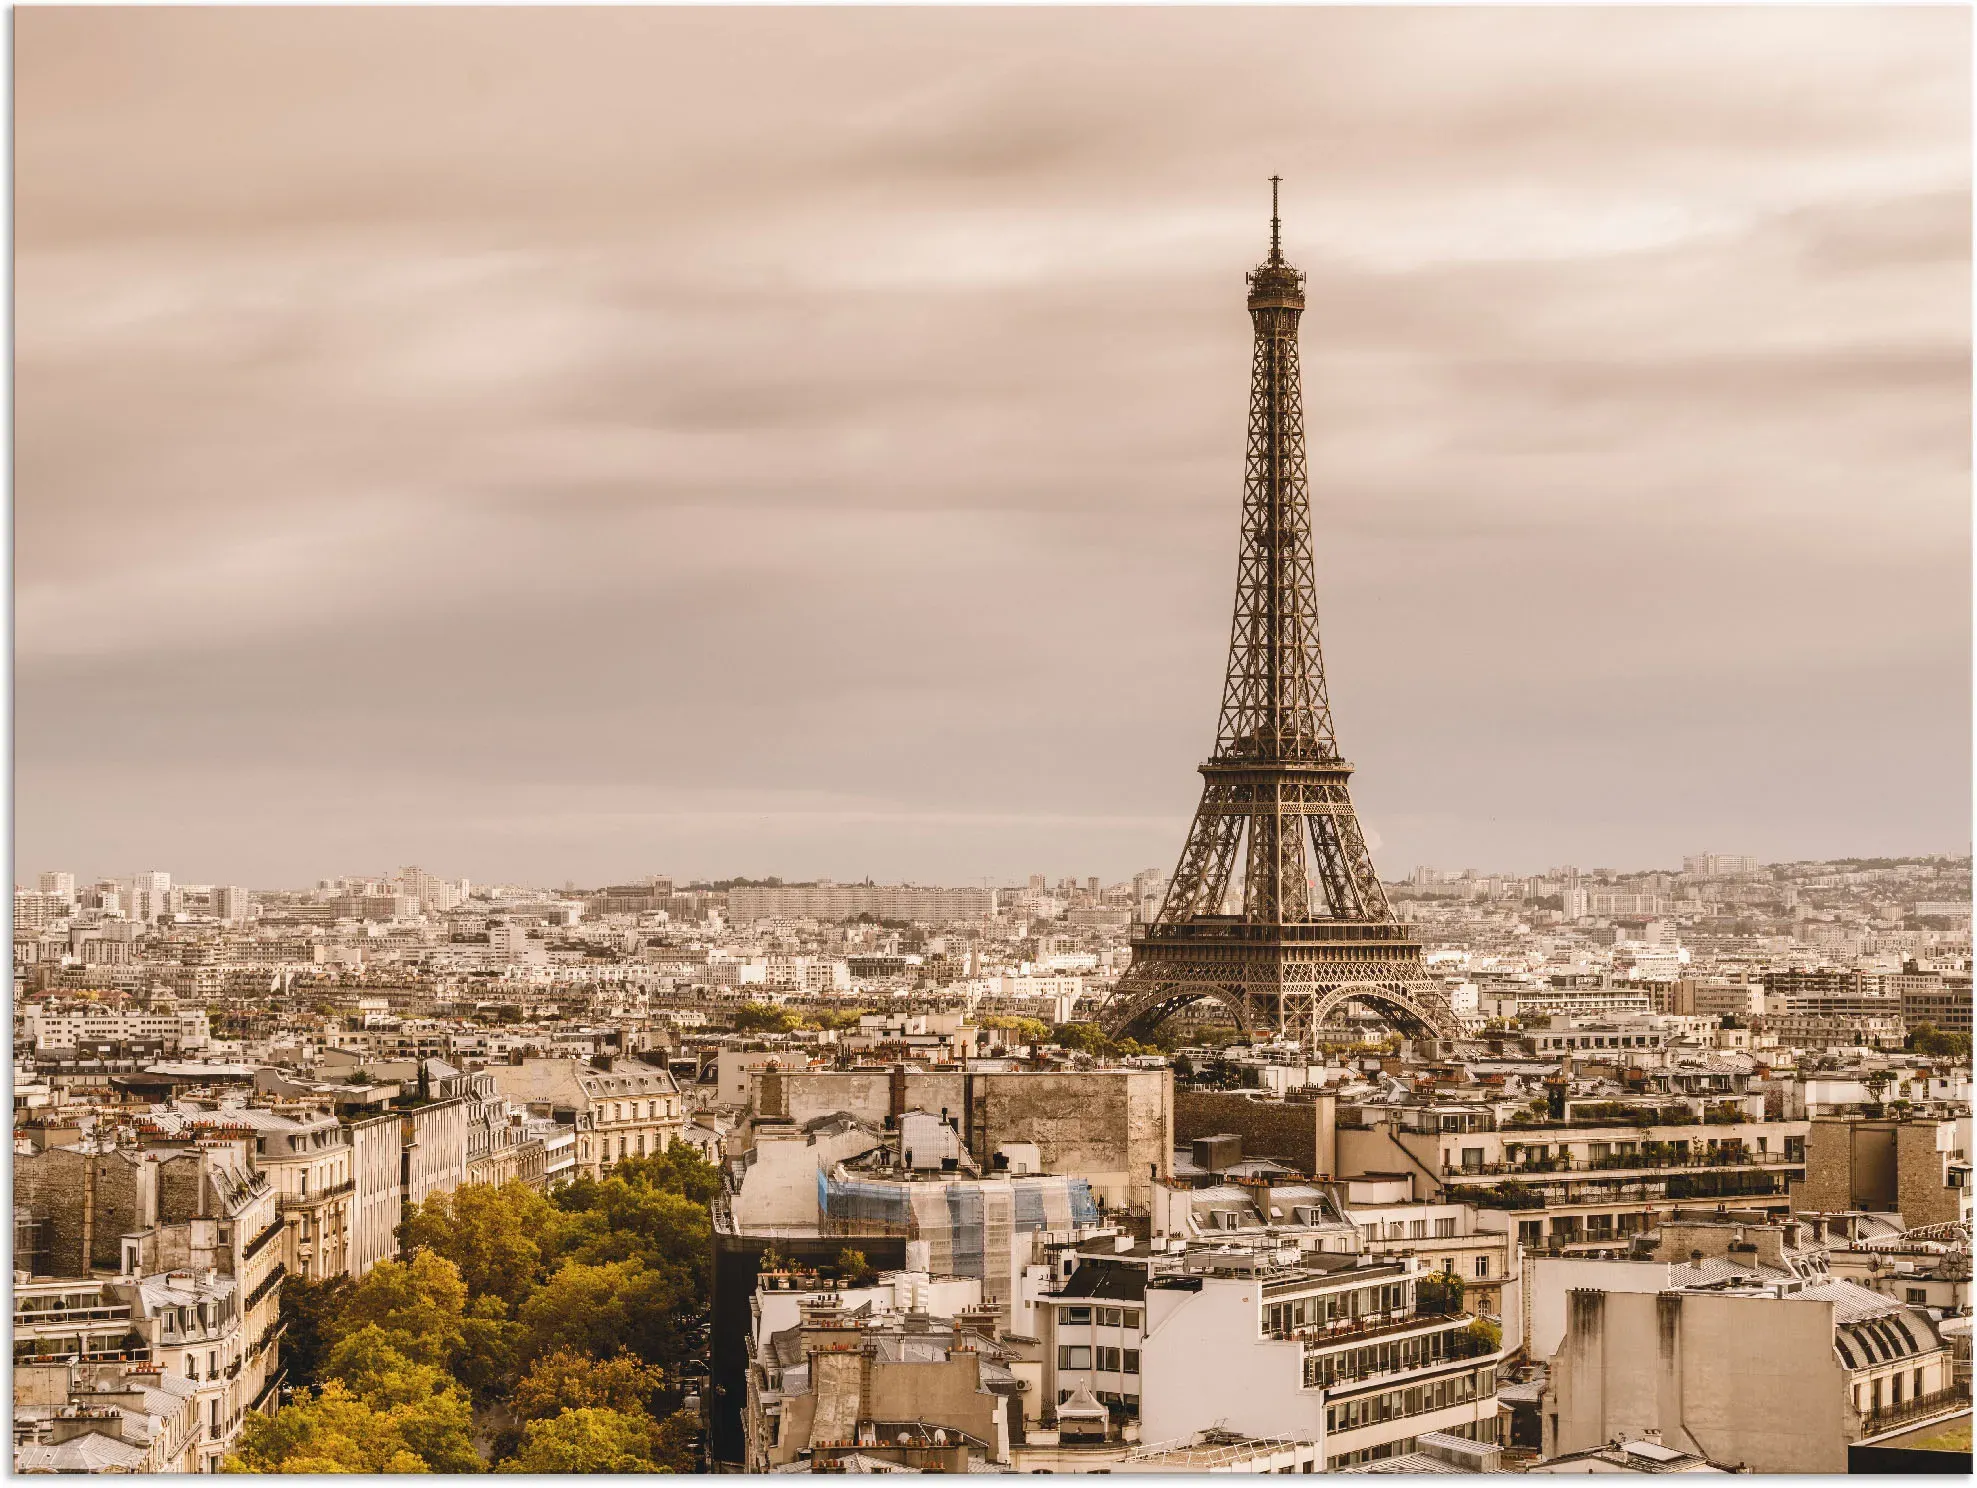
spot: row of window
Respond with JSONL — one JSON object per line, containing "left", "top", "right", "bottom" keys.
{"left": 1327, "top": 1416, "right": 1498, "bottom": 1468}
{"left": 1855, "top": 1368, "right": 1930, "bottom": 1415}
{"left": 1304, "top": 1327, "right": 1467, "bottom": 1389}
{"left": 600, "top": 1099, "right": 672, "bottom": 1123}
{"left": 1263, "top": 1282, "right": 1408, "bottom": 1337}
{"left": 1362, "top": 1218, "right": 1460, "bottom": 1242}
{"left": 1324, "top": 1366, "right": 1495, "bottom": 1433}
{"left": 1061, "top": 1306, "right": 1142, "bottom": 1329}
{"left": 1058, "top": 1345, "right": 1140, "bottom": 1374}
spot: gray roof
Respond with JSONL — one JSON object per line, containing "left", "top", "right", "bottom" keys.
{"left": 17, "top": 1433, "right": 150, "bottom": 1472}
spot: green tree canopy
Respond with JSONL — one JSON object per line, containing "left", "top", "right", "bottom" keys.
{"left": 512, "top": 1349, "right": 667, "bottom": 1423}
{"left": 225, "top": 1357, "right": 479, "bottom": 1476}
{"left": 650, "top": 1407, "right": 702, "bottom": 1473}
{"left": 1050, "top": 1022, "right": 1112, "bottom": 1056}
{"left": 327, "top": 1250, "right": 468, "bottom": 1368}
{"left": 731, "top": 1001, "right": 800, "bottom": 1033}
{"left": 399, "top": 1181, "right": 559, "bottom": 1308}
{"left": 276, "top": 1273, "right": 353, "bottom": 1391}
{"left": 499, "top": 1407, "right": 663, "bottom": 1473}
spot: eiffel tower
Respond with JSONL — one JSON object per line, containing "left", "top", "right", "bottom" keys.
{"left": 1101, "top": 181, "right": 1459, "bottom": 1050}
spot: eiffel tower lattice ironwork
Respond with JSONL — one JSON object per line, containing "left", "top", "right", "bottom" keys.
{"left": 1101, "top": 181, "right": 1459, "bottom": 1050}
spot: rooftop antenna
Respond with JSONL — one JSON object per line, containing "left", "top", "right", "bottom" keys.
{"left": 1269, "top": 175, "right": 1283, "bottom": 263}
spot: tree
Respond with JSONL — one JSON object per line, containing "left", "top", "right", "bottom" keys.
{"left": 226, "top": 1355, "right": 480, "bottom": 1477}
{"left": 1051, "top": 1022, "right": 1112, "bottom": 1056}
{"left": 277, "top": 1273, "right": 353, "bottom": 1391}
{"left": 731, "top": 1001, "right": 800, "bottom": 1033}
{"left": 835, "top": 1248, "right": 874, "bottom": 1285}
{"left": 224, "top": 1381, "right": 429, "bottom": 1474}
{"left": 605, "top": 1144, "right": 724, "bottom": 1207}
{"left": 1416, "top": 1272, "right": 1465, "bottom": 1316}
{"left": 1463, "top": 1317, "right": 1503, "bottom": 1355}
{"left": 399, "top": 1182, "right": 557, "bottom": 1308}
{"left": 499, "top": 1407, "right": 662, "bottom": 1473}
{"left": 1909, "top": 1022, "right": 1971, "bottom": 1060}
{"left": 517, "top": 1259, "right": 674, "bottom": 1366}
{"left": 328, "top": 1251, "right": 468, "bottom": 1368}
{"left": 983, "top": 1015, "right": 1050, "bottom": 1046}
{"left": 513, "top": 1349, "right": 667, "bottom": 1423}
{"left": 650, "top": 1407, "right": 702, "bottom": 1473}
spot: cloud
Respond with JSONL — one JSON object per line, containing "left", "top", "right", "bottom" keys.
{"left": 13, "top": 7, "right": 1969, "bottom": 885}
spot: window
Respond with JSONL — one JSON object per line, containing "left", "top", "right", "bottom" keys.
{"left": 1475, "top": 1257, "right": 1490, "bottom": 1279}
{"left": 1907, "top": 1288, "right": 1927, "bottom": 1304}
{"left": 1124, "top": 1350, "right": 1140, "bottom": 1375}
{"left": 1408, "top": 1220, "right": 1426, "bottom": 1240}
{"left": 1124, "top": 1309, "right": 1141, "bottom": 1329}
{"left": 1098, "top": 1307, "right": 1122, "bottom": 1327}
{"left": 1058, "top": 1346, "right": 1092, "bottom": 1370}
{"left": 1097, "top": 1347, "right": 1121, "bottom": 1372}
{"left": 1460, "top": 1149, "right": 1483, "bottom": 1172}
{"left": 1066, "top": 1307, "right": 1092, "bottom": 1325}
{"left": 1434, "top": 1217, "right": 1457, "bottom": 1239}
{"left": 186, "top": 1356, "right": 197, "bottom": 1379}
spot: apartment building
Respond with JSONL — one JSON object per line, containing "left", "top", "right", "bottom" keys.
{"left": 1137, "top": 1248, "right": 1501, "bottom": 1470}
{"left": 1544, "top": 1279, "right": 1960, "bottom": 1472}
{"left": 21, "top": 1000, "right": 212, "bottom": 1052}
{"left": 347, "top": 1111, "right": 403, "bottom": 1278}
{"left": 14, "top": 1360, "right": 203, "bottom": 1473}
{"left": 1336, "top": 1093, "right": 1808, "bottom": 1253}
{"left": 488, "top": 1055, "right": 684, "bottom": 1181}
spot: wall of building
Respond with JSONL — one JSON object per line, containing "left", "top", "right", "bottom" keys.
{"left": 731, "top": 1123, "right": 887, "bottom": 1229}
{"left": 1546, "top": 1289, "right": 1851, "bottom": 1474}
{"left": 1897, "top": 1121, "right": 1961, "bottom": 1228}
{"left": 403, "top": 1098, "right": 468, "bottom": 1209}
{"left": 348, "top": 1113, "right": 403, "bottom": 1278}
{"left": 1138, "top": 1276, "right": 1319, "bottom": 1446}
{"left": 1175, "top": 1092, "right": 1329, "bottom": 1177}
{"left": 976, "top": 1070, "right": 1171, "bottom": 1210}
{"left": 15, "top": 1148, "right": 158, "bottom": 1277}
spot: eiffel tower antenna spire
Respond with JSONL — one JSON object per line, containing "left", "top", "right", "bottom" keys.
{"left": 1100, "top": 192, "right": 1459, "bottom": 1052}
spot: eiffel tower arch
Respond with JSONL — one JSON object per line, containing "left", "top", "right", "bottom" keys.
{"left": 1099, "top": 182, "right": 1459, "bottom": 1051}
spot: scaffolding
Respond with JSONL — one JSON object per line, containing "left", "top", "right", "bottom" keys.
{"left": 820, "top": 1172, "right": 1098, "bottom": 1304}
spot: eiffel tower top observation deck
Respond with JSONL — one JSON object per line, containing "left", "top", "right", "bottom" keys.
{"left": 1100, "top": 181, "right": 1459, "bottom": 1049}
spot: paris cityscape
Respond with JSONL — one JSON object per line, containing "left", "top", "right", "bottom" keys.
{"left": 14, "top": 6, "right": 1971, "bottom": 1481}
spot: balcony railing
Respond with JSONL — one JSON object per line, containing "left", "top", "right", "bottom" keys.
{"left": 1446, "top": 1154, "right": 1800, "bottom": 1180}
{"left": 1859, "top": 1385, "right": 1971, "bottom": 1437}
{"left": 277, "top": 1180, "right": 355, "bottom": 1210}
{"left": 244, "top": 1263, "right": 287, "bottom": 1313}
{"left": 241, "top": 1220, "right": 284, "bottom": 1263}
{"left": 1275, "top": 1307, "right": 1473, "bottom": 1350}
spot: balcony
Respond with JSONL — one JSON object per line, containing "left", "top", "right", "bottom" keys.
{"left": 1445, "top": 1153, "right": 1800, "bottom": 1181}
{"left": 1276, "top": 1306, "right": 1474, "bottom": 1351}
{"left": 278, "top": 1179, "right": 355, "bottom": 1210}
{"left": 240, "top": 1219, "right": 284, "bottom": 1262}
{"left": 244, "top": 1263, "right": 287, "bottom": 1313}
{"left": 1859, "top": 1385, "right": 1971, "bottom": 1438}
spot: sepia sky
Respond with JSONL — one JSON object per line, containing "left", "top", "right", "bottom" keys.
{"left": 15, "top": 7, "right": 1972, "bottom": 890}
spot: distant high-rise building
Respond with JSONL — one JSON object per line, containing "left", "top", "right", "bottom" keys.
{"left": 36, "top": 871, "right": 75, "bottom": 903}
{"left": 216, "top": 885, "right": 251, "bottom": 924}
{"left": 1684, "top": 853, "right": 1760, "bottom": 877}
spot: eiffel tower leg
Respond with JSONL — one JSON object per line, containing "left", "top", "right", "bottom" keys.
{"left": 1158, "top": 782, "right": 1248, "bottom": 922}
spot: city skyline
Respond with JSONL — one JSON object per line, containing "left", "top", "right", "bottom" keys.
{"left": 17, "top": 7, "right": 1971, "bottom": 888}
